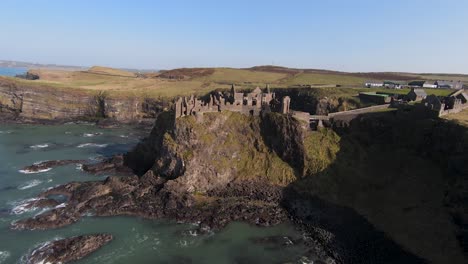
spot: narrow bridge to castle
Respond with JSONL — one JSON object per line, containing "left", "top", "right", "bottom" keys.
{"left": 293, "top": 104, "right": 391, "bottom": 129}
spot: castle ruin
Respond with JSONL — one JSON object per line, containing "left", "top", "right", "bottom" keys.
{"left": 173, "top": 85, "right": 291, "bottom": 120}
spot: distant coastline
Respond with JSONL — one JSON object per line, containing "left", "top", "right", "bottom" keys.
{"left": 0, "top": 67, "right": 27, "bottom": 77}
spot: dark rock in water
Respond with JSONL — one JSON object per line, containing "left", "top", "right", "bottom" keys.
{"left": 11, "top": 176, "right": 288, "bottom": 232}
{"left": 15, "top": 72, "right": 39, "bottom": 80}
{"left": 96, "top": 118, "right": 121, "bottom": 129}
{"left": 22, "top": 198, "right": 61, "bottom": 211}
{"left": 22, "top": 160, "right": 85, "bottom": 173}
{"left": 26, "top": 234, "right": 112, "bottom": 264}
{"left": 82, "top": 155, "right": 133, "bottom": 175}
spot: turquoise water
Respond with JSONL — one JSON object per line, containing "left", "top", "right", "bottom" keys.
{"left": 0, "top": 67, "right": 27, "bottom": 77}
{"left": 0, "top": 124, "right": 306, "bottom": 264}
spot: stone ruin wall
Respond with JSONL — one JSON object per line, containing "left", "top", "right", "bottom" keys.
{"left": 173, "top": 87, "right": 291, "bottom": 121}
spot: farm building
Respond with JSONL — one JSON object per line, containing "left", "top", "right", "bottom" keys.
{"left": 423, "top": 95, "right": 443, "bottom": 111}
{"left": 406, "top": 88, "right": 427, "bottom": 101}
{"left": 423, "top": 81, "right": 437, "bottom": 89}
{"left": 383, "top": 81, "right": 404, "bottom": 89}
{"left": 365, "top": 81, "right": 384, "bottom": 88}
{"left": 408, "top": 81, "right": 426, "bottom": 88}
{"left": 435, "top": 80, "right": 464, "bottom": 90}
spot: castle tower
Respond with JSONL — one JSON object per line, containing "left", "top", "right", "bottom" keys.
{"left": 174, "top": 97, "right": 183, "bottom": 118}
{"left": 281, "top": 96, "right": 291, "bottom": 114}
{"left": 266, "top": 84, "right": 270, "bottom": 94}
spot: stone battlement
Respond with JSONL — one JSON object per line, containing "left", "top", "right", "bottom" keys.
{"left": 173, "top": 85, "right": 291, "bottom": 120}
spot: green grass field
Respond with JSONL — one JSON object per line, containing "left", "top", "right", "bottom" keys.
{"left": 282, "top": 72, "right": 366, "bottom": 86}
{"left": 4, "top": 66, "right": 463, "bottom": 100}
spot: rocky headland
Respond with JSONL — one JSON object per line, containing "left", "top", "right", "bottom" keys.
{"left": 12, "top": 107, "right": 468, "bottom": 263}
{"left": 0, "top": 77, "right": 165, "bottom": 125}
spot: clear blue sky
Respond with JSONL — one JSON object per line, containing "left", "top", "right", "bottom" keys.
{"left": 1, "top": 0, "right": 467, "bottom": 73}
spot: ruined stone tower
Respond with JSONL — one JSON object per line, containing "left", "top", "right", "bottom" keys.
{"left": 281, "top": 96, "right": 291, "bottom": 114}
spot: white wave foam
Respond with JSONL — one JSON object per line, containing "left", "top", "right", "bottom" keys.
{"left": 76, "top": 164, "right": 83, "bottom": 171}
{"left": 26, "top": 238, "right": 62, "bottom": 264}
{"left": 188, "top": 230, "right": 198, "bottom": 237}
{"left": 18, "top": 180, "right": 43, "bottom": 190}
{"left": 19, "top": 168, "right": 52, "bottom": 174}
{"left": 30, "top": 144, "right": 49, "bottom": 149}
{"left": 88, "top": 155, "right": 104, "bottom": 162}
{"left": 33, "top": 160, "right": 49, "bottom": 165}
{"left": 0, "top": 130, "right": 12, "bottom": 134}
{"left": 83, "top": 132, "right": 103, "bottom": 137}
{"left": 55, "top": 203, "right": 67, "bottom": 209}
{"left": 77, "top": 143, "right": 108, "bottom": 148}
{"left": 178, "top": 240, "right": 189, "bottom": 247}
{"left": 11, "top": 198, "right": 40, "bottom": 215}
{"left": 119, "top": 135, "right": 129, "bottom": 138}
{"left": 0, "top": 251, "right": 11, "bottom": 263}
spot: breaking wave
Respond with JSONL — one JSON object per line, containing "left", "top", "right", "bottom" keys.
{"left": 0, "top": 251, "right": 10, "bottom": 264}
{"left": 83, "top": 132, "right": 103, "bottom": 137}
{"left": 19, "top": 168, "right": 52, "bottom": 174}
{"left": 22, "top": 237, "right": 64, "bottom": 264}
{"left": 77, "top": 143, "right": 108, "bottom": 148}
{"left": 30, "top": 144, "right": 49, "bottom": 149}
{"left": 10, "top": 198, "right": 40, "bottom": 215}
{"left": 18, "top": 180, "right": 43, "bottom": 190}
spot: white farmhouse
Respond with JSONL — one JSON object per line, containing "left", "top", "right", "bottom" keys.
{"left": 423, "top": 81, "right": 438, "bottom": 89}
{"left": 365, "top": 81, "right": 384, "bottom": 88}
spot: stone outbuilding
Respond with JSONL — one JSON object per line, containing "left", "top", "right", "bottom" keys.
{"left": 406, "top": 88, "right": 427, "bottom": 101}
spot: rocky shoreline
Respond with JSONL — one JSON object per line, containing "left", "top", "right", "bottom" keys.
{"left": 13, "top": 157, "right": 426, "bottom": 263}
{"left": 11, "top": 109, "right": 461, "bottom": 263}
{"left": 25, "top": 234, "right": 113, "bottom": 264}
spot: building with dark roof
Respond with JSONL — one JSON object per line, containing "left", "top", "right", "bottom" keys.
{"left": 408, "top": 81, "right": 426, "bottom": 88}
{"left": 406, "top": 88, "right": 427, "bottom": 101}
{"left": 435, "top": 80, "right": 464, "bottom": 90}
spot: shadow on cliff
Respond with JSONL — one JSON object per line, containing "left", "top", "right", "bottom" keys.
{"left": 280, "top": 110, "right": 468, "bottom": 264}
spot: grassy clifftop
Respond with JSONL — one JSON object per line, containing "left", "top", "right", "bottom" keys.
{"left": 6, "top": 66, "right": 458, "bottom": 100}
{"left": 87, "top": 66, "right": 136, "bottom": 77}
{"left": 125, "top": 111, "right": 304, "bottom": 187}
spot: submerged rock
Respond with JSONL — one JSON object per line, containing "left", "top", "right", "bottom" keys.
{"left": 21, "top": 160, "right": 85, "bottom": 173}
{"left": 26, "top": 234, "right": 112, "bottom": 264}
{"left": 82, "top": 155, "right": 133, "bottom": 175}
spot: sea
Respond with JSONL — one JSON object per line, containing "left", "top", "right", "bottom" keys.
{"left": 0, "top": 67, "right": 27, "bottom": 77}
{"left": 0, "top": 124, "right": 306, "bottom": 264}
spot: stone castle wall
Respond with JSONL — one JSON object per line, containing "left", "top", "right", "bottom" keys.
{"left": 173, "top": 85, "right": 291, "bottom": 121}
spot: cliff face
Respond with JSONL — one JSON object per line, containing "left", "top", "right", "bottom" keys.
{"left": 290, "top": 112, "right": 468, "bottom": 264}
{"left": 0, "top": 78, "right": 164, "bottom": 123}
{"left": 124, "top": 109, "right": 467, "bottom": 264}
{"left": 124, "top": 111, "right": 306, "bottom": 192}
